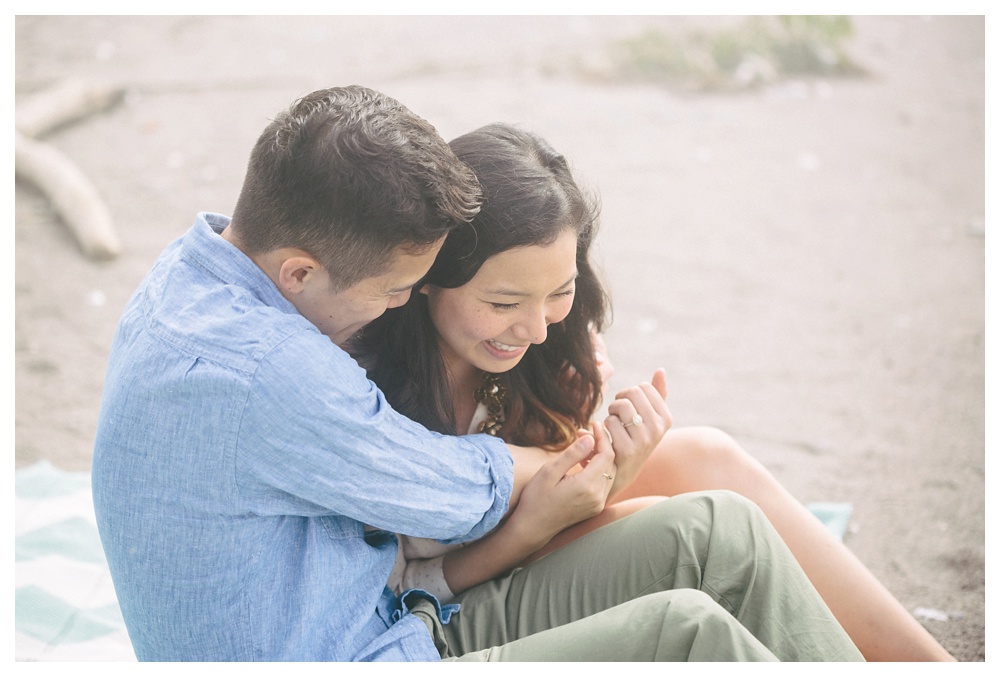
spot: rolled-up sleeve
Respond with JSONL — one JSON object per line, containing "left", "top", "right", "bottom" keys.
{"left": 235, "top": 329, "right": 512, "bottom": 543}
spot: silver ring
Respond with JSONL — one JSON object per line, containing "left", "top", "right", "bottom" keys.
{"left": 622, "top": 414, "right": 643, "bottom": 428}
{"left": 602, "top": 472, "right": 615, "bottom": 481}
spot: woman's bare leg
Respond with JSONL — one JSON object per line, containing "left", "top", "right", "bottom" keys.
{"left": 611, "top": 426, "right": 955, "bottom": 661}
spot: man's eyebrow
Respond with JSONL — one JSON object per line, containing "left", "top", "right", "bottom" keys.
{"left": 484, "top": 272, "right": 578, "bottom": 297}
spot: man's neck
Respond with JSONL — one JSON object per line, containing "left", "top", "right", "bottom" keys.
{"left": 219, "top": 223, "right": 244, "bottom": 251}
{"left": 219, "top": 224, "right": 281, "bottom": 289}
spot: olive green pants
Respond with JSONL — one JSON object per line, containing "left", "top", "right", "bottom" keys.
{"left": 416, "top": 490, "right": 863, "bottom": 661}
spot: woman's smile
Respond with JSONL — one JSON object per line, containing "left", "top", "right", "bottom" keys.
{"left": 484, "top": 338, "right": 527, "bottom": 360}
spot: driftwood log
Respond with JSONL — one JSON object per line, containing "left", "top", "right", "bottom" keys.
{"left": 15, "top": 80, "right": 125, "bottom": 260}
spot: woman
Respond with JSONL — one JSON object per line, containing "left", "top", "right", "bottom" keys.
{"left": 350, "top": 123, "right": 954, "bottom": 661}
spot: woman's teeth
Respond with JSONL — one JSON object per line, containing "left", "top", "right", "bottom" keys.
{"left": 488, "top": 339, "right": 518, "bottom": 352}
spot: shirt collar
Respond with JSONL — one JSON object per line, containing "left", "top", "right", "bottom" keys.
{"left": 181, "top": 212, "right": 299, "bottom": 315}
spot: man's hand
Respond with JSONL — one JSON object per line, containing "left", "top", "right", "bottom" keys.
{"left": 601, "top": 368, "right": 671, "bottom": 497}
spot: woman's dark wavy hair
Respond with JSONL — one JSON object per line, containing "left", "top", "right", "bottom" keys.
{"left": 350, "top": 123, "right": 611, "bottom": 449}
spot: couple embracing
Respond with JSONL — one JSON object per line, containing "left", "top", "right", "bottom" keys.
{"left": 92, "top": 85, "right": 950, "bottom": 662}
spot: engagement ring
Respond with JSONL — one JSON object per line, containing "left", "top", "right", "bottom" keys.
{"left": 623, "top": 414, "right": 643, "bottom": 428}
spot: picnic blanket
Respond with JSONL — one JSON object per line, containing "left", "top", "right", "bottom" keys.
{"left": 13, "top": 460, "right": 852, "bottom": 662}
{"left": 15, "top": 461, "right": 135, "bottom": 661}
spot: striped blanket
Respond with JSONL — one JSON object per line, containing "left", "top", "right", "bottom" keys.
{"left": 14, "top": 460, "right": 851, "bottom": 662}
{"left": 15, "top": 461, "right": 135, "bottom": 661}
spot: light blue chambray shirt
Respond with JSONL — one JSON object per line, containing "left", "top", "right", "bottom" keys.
{"left": 92, "top": 213, "right": 513, "bottom": 661}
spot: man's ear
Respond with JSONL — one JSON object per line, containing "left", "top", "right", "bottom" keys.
{"left": 277, "top": 255, "right": 322, "bottom": 295}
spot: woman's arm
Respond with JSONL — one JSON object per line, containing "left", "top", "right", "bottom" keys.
{"left": 505, "top": 443, "right": 553, "bottom": 509}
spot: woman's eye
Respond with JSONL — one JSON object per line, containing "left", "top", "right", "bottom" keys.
{"left": 490, "top": 302, "right": 519, "bottom": 311}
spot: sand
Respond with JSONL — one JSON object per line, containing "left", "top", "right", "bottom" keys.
{"left": 13, "top": 15, "right": 985, "bottom": 661}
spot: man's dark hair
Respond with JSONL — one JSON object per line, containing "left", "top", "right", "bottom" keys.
{"left": 230, "top": 86, "right": 482, "bottom": 290}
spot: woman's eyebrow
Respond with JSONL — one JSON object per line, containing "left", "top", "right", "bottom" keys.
{"left": 484, "top": 272, "right": 578, "bottom": 297}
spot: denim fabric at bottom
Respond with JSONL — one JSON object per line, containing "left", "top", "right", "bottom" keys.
{"left": 91, "top": 213, "right": 513, "bottom": 661}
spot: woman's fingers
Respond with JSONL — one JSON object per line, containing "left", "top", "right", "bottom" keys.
{"left": 610, "top": 370, "right": 670, "bottom": 434}
{"left": 573, "top": 422, "right": 617, "bottom": 497}
{"left": 651, "top": 367, "right": 667, "bottom": 399}
{"left": 544, "top": 433, "right": 596, "bottom": 478}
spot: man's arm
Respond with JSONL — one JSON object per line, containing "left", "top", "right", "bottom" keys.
{"left": 240, "top": 333, "right": 516, "bottom": 542}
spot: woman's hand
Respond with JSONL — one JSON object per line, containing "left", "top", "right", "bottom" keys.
{"left": 601, "top": 368, "right": 671, "bottom": 497}
{"left": 504, "top": 426, "right": 617, "bottom": 552}
{"left": 591, "top": 331, "right": 615, "bottom": 396}
{"left": 440, "top": 428, "right": 616, "bottom": 596}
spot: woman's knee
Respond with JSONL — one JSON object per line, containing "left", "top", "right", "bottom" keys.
{"left": 671, "top": 426, "right": 750, "bottom": 470}
{"left": 654, "top": 426, "right": 772, "bottom": 494}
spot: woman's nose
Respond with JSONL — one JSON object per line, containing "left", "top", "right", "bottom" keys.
{"left": 512, "top": 309, "right": 549, "bottom": 344}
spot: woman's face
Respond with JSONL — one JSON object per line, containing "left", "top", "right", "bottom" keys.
{"left": 422, "top": 229, "right": 578, "bottom": 376}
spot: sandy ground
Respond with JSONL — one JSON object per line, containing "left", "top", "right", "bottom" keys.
{"left": 13, "top": 15, "right": 986, "bottom": 661}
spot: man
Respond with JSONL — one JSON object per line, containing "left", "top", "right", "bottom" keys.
{"left": 92, "top": 86, "right": 862, "bottom": 661}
